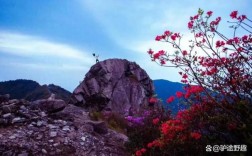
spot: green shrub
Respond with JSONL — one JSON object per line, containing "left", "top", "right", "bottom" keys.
{"left": 89, "top": 110, "right": 127, "bottom": 133}
{"left": 89, "top": 111, "right": 103, "bottom": 121}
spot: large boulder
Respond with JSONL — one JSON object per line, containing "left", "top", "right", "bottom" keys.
{"left": 70, "top": 59, "right": 154, "bottom": 116}
{"left": 30, "top": 99, "right": 66, "bottom": 113}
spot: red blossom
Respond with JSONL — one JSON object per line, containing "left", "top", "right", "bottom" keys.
{"left": 226, "top": 39, "right": 233, "bottom": 45}
{"left": 216, "top": 40, "right": 225, "bottom": 48}
{"left": 230, "top": 11, "right": 238, "bottom": 19}
{"left": 193, "top": 14, "right": 199, "bottom": 20}
{"left": 147, "top": 142, "right": 152, "bottom": 148}
{"left": 233, "top": 37, "right": 240, "bottom": 44}
{"left": 210, "top": 27, "right": 215, "bottom": 32}
{"left": 242, "top": 35, "right": 248, "bottom": 42}
{"left": 149, "top": 97, "right": 158, "bottom": 103}
{"left": 184, "top": 86, "right": 204, "bottom": 96}
{"left": 171, "top": 33, "right": 180, "bottom": 40}
{"left": 210, "top": 21, "right": 215, "bottom": 26}
{"left": 190, "top": 132, "right": 202, "bottom": 140}
{"left": 237, "top": 47, "right": 244, "bottom": 53}
{"left": 176, "top": 91, "right": 183, "bottom": 98}
{"left": 153, "top": 53, "right": 160, "bottom": 60}
{"left": 147, "top": 49, "right": 154, "bottom": 55}
{"left": 195, "top": 32, "right": 203, "bottom": 38}
{"left": 160, "top": 119, "right": 187, "bottom": 142}
{"left": 166, "top": 96, "right": 175, "bottom": 103}
{"left": 147, "top": 140, "right": 162, "bottom": 148}
{"left": 160, "top": 59, "right": 166, "bottom": 65}
{"left": 207, "top": 11, "right": 213, "bottom": 17}
{"left": 171, "top": 35, "right": 176, "bottom": 41}
{"left": 184, "top": 92, "right": 190, "bottom": 99}
{"left": 182, "top": 73, "right": 188, "bottom": 79}
{"left": 135, "top": 150, "right": 142, "bottom": 156}
{"left": 182, "top": 50, "right": 188, "bottom": 56}
{"left": 210, "top": 17, "right": 221, "bottom": 27}
{"left": 215, "top": 17, "right": 221, "bottom": 25}
{"left": 155, "top": 35, "right": 162, "bottom": 41}
{"left": 241, "top": 15, "right": 247, "bottom": 20}
{"left": 140, "top": 148, "right": 146, "bottom": 153}
{"left": 200, "top": 71, "right": 206, "bottom": 76}
{"left": 174, "top": 33, "right": 180, "bottom": 38}
{"left": 158, "top": 50, "right": 165, "bottom": 55}
{"left": 153, "top": 50, "right": 165, "bottom": 60}
{"left": 188, "top": 21, "right": 194, "bottom": 29}
{"left": 238, "top": 15, "right": 247, "bottom": 21}
{"left": 164, "top": 30, "right": 171, "bottom": 36}
{"left": 152, "top": 118, "right": 160, "bottom": 125}
{"left": 210, "top": 67, "right": 217, "bottom": 74}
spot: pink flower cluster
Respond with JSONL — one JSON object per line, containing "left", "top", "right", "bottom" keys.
{"left": 155, "top": 31, "right": 180, "bottom": 42}
{"left": 125, "top": 116, "right": 144, "bottom": 125}
{"left": 230, "top": 11, "right": 247, "bottom": 21}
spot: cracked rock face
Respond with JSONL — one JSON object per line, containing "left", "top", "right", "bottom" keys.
{"left": 70, "top": 59, "right": 154, "bottom": 116}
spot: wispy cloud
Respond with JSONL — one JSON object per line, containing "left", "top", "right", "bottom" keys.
{"left": 0, "top": 31, "right": 92, "bottom": 61}
{"left": 0, "top": 61, "right": 89, "bottom": 71}
{"left": 0, "top": 31, "right": 94, "bottom": 70}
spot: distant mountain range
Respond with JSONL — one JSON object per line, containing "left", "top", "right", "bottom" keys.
{"left": 153, "top": 79, "right": 187, "bottom": 114}
{"left": 0, "top": 79, "right": 71, "bottom": 102}
{"left": 0, "top": 79, "right": 187, "bottom": 114}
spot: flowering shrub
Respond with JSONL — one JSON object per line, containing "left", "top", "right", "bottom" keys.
{"left": 125, "top": 98, "right": 171, "bottom": 155}
{"left": 149, "top": 9, "right": 252, "bottom": 101}
{"left": 136, "top": 9, "right": 252, "bottom": 155}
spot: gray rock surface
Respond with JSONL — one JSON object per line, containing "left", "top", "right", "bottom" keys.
{"left": 0, "top": 97, "right": 128, "bottom": 156}
{"left": 70, "top": 59, "right": 154, "bottom": 116}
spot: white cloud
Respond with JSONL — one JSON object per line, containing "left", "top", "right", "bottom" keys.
{"left": 0, "top": 31, "right": 94, "bottom": 70}
{"left": 1, "top": 61, "right": 88, "bottom": 71}
{"left": 0, "top": 31, "right": 93, "bottom": 63}
{"left": 0, "top": 31, "right": 95, "bottom": 91}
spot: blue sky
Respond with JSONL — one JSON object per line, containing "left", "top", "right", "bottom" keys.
{"left": 0, "top": 0, "right": 251, "bottom": 91}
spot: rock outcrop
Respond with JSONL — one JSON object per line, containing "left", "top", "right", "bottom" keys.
{"left": 0, "top": 96, "right": 128, "bottom": 155}
{"left": 30, "top": 98, "right": 66, "bottom": 114}
{"left": 70, "top": 59, "right": 154, "bottom": 116}
{"left": 0, "top": 59, "right": 155, "bottom": 155}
